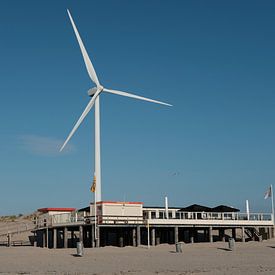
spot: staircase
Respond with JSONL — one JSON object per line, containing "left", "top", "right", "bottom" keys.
{"left": 0, "top": 219, "right": 35, "bottom": 245}
{"left": 245, "top": 228, "right": 262, "bottom": 241}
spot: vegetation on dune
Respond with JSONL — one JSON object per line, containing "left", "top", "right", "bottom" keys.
{"left": 0, "top": 213, "right": 34, "bottom": 222}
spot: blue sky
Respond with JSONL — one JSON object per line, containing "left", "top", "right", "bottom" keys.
{"left": 1, "top": 0, "right": 275, "bottom": 215}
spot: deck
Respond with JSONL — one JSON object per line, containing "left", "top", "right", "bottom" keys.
{"left": 33, "top": 209, "right": 274, "bottom": 248}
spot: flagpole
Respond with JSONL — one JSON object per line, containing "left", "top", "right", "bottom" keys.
{"left": 271, "top": 184, "right": 274, "bottom": 224}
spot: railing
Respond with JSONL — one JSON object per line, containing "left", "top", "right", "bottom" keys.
{"left": 34, "top": 211, "right": 273, "bottom": 229}
{"left": 51, "top": 213, "right": 81, "bottom": 224}
{"left": 0, "top": 222, "right": 34, "bottom": 237}
{"left": 85, "top": 215, "right": 144, "bottom": 225}
{"left": 35, "top": 212, "right": 81, "bottom": 228}
{"left": 147, "top": 211, "right": 273, "bottom": 222}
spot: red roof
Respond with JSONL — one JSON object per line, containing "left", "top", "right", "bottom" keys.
{"left": 38, "top": 207, "right": 76, "bottom": 213}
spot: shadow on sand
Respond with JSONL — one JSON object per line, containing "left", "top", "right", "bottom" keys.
{"left": 217, "top": 247, "right": 232, "bottom": 252}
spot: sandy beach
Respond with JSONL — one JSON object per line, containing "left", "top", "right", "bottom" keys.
{"left": 0, "top": 240, "right": 275, "bottom": 274}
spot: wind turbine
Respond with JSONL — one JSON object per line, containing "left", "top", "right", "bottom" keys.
{"left": 60, "top": 10, "right": 172, "bottom": 202}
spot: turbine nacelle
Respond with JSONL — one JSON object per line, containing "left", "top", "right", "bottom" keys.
{"left": 88, "top": 87, "right": 98, "bottom": 97}
{"left": 88, "top": 85, "right": 104, "bottom": 97}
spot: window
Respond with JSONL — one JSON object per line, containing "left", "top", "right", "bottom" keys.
{"left": 143, "top": 212, "right": 148, "bottom": 219}
{"left": 159, "top": 211, "right": 164, "bottom": 219}
{"left": 151, "top": 211, "right": 156, "bottom": 219}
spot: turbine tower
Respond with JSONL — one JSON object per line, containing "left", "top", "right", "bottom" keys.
{"left": 60, "top": 10, "right": 172, "bottom": 202}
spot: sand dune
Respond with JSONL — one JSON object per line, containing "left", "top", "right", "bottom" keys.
{"left": 0, "top": 217, "right": 34, "bottom": 244}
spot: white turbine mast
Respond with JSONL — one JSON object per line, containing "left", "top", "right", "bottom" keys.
{"left": 60, "top": 9, "right": 172, "bottom": 202}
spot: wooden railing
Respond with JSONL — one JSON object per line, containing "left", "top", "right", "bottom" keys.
{"left": 34, "top": 211, "right": 273, "bottom": 228}
{"left": 145, "top": 211, "right": 272, "bottom": 221}
{"left": 0, "top": 222, "right": 34, "bottom": 237}
{"left": 85, "top": 215, "right": 144, "bottom": 225}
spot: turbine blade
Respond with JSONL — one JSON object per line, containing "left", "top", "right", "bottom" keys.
{"left": 103, "top": 88, "right": 172, "bottom": 106}
{"left": 67, "top": 9, "right": 100, "bottom": 87}
{"left": 60, "top": 90, "right": 100, "bottom": 152}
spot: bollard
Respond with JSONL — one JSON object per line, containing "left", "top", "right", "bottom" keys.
{"left": 175, "top": 242, "right": 182, "bottom": 253}
{"left": 119, "top": 236, "right": 124, "bottom": 248}
{"left": 228, "top": 238, "right": 235, "bottom": 251}
{"left": 76, "top": 241, "right": 84, "bottom": 256}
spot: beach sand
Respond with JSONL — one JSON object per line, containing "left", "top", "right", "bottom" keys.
{"left": 1, "top": 240, "right": 275, "bottom": 274}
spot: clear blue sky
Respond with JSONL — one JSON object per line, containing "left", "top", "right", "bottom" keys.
{"left": 0, "top": 0, "right": 275, "bottom": 215}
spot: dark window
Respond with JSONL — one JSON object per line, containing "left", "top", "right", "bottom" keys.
{"left": 168, "top": 211, "right": 173, "bottom": 219}
{"left": 151, "top": 211, "right": 156, "bottom": 219}
{"left": 143, "top": 212, "right": 148, "bottom": 219}
{"left": 159, "top": 211, "right": 164, "bottom": 219}
{"left": 176, "top": 212, "right": 180, "bottom": 219}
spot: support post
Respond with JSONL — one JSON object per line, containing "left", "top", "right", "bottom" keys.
{"left": 119, "top": 235, "right": 124, "bottom": 247}
{"left": 71, "top": 230, "right": 75, "bottom": 247}
{"left": 232, "top": 228, "right": 236, "bottom": 240}
{"left": 156, "top": 231, "right": 160, "bottom": 245}
{"left": 266, "top": 227, "right": 269, "bottom": 239}
{"left": 91, "top": 225, "right": 95, "bottom": 247}
{"left": 151, "top": 228, "right": 156, "bottom": 246}
{"left": 209, "top": 226, "right": 213, "bottom": 243}
{"left": 241, "top": 227, "right": 245, "bottom": 242}
{"left": 132, "top": 228, "right": 137, "bottom": 247}
{"left": 86, "top": 227, "right": 90, "bottom": 247}
{"left": 33, "top": 232, "right": 37, "bottom": 247}
{"left": 174, "top": 226, "right": 178, "bottom": 244}
{"left": 43, "top": 230, "right": 46, "bottom": 248}
{"left": 194, "top": 228, "right": 198, "bottom": 242}
{"left": 53, "top": 228, "right": 57, "bottom": 249}
{"left": 219, "top": 228, "right": 225, "bottom": 242}
{"left": 96, "top": 227, "right": 100, "bottom": 247}
{"left": 203, "top": 228, "right": 208, "bottom": 241}
{"left": 46, "top": 227, "right": 49, "bottom": 248}
{"left": 79, "top": 225, "right": 83, "bottom": 243}
{"left": 147, "top": 222, "right": 150, "bottom": 248}
{"left": 190, "top": 228, "right": 194, "bottom": 243}
{"left": 137, "top": 225, "right": 141, "bottom": 246}
{"left": 64, "top": 227, "right": 68, "bottom": 248}
{"left": 268, "top": 227, "right": 272, "bottom": 239}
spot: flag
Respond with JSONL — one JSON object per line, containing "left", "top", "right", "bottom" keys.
{"left": 264, "top": 186, "right": 272, "bottom": 199}
{"left": 90, "top": 175, "right": 96, "bottom": 193}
